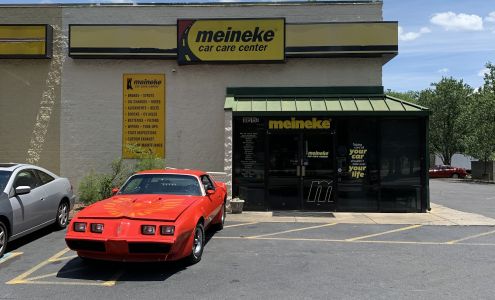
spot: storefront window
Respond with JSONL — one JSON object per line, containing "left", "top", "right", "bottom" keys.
{"left": 379, "top": 119, "right": 422, "bottom": 211}
{"left": 336, "top": 118, "right": 379, "bottom": 211}
{"left": 233, "top": 117, "right": 266, "bottom": 209}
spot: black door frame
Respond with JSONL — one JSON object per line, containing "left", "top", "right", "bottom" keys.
{"left": 265, "top": 129, "right": 336, "bottom": 211}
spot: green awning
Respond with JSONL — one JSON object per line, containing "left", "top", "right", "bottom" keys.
{"left": 225, "top": 95, "right": 429, "bottom": 116}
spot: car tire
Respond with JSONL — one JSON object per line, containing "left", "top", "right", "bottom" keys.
{"left": 216, "top": 202, "right": 226, "bottom": 231}
{"left": 0, "top": 221, "right": 8, "bottom": 258}
{"left": 187, "top": 222, "right": 205, "bottom": 265}
{"left": 451, "top": 173, "right": 459, "bottom": 179}
{"left": 55, "top": 201, "right": 69, "bottom": 229}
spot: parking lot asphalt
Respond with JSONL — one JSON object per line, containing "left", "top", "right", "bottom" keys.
{"left": 430, "top": 179, "right": 495, "bottom": 219}
{"left": 1, "top": 220, "right": 495, "bottom": 299}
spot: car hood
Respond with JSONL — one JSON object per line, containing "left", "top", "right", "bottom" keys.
{"left": 76, "top": 194, "right": 200, "bottom": 221}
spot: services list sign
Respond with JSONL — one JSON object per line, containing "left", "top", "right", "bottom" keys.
{"left": 177, "top": 18, "right": 285, "bottom": 64}
{"left": 123, "top": 74, "right": 165, "bottom": 158}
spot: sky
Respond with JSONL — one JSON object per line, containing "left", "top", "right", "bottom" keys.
{"left": 1, "top": 0, "right": 494, "bottom": 92}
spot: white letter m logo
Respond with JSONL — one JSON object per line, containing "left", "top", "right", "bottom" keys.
{"left": 306, "top": 180, "right": 333, "bottom": 203}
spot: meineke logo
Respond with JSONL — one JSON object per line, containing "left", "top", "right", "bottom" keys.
{"left": 133, "top": 79, "right": 162, "bottom": 87}
{"left": 306, "top": 180, "right": 333, "bottom": 203}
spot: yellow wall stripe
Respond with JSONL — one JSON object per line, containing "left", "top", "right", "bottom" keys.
{"left": 0, "top": 25, "right": 49, "bottom": 56}
{"left": 68, "top": 22, "right": 397, "bottom": 58}
{"left": 70, "top": 25, "right": 176, "bottom": 49}
{"left": 286, "top": 23, "right": 398, "bottom": 47}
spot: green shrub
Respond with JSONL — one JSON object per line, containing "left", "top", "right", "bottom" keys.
{"left": 126, "top": 144, "right": 166, "bottom": 171}
{"left": 78, "top": 171, "right": 105, "bottom": 205}
{"left": 77, "top": 145, "right": 165, "bottom": 205}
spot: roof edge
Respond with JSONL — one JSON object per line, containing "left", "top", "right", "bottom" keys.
{"left": 0, "top": 1, "right": 382, "bottom": 8}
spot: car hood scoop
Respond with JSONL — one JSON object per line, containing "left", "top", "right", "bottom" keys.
{"left": 77, "top": 194, "right": 199, "bottom": 221}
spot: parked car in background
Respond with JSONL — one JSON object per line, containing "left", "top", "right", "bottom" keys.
{"left": 429, "top": 165, "right": 468, "bottom": 179}
{"left": 65, "top": 169, "right": 227, "bottom": 264}
{"left": 0, "top": 163, "right": 75, "bottom": 257}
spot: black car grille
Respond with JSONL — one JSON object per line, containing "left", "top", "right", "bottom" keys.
{"left": 67, "top": 240, "right": 106, "bottom": 252}
{"left": 128, "top": 242, "right": 171, "bottom": 254}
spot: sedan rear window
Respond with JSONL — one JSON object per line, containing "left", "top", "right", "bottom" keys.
{"left": 119, "top": 174, "right": 202, "bottom": 196}
{"left": 0, "top": 171, "right": 12, "bottom": 191}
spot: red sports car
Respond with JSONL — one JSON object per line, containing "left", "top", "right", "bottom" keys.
{"left": 65, "top": 169, "right": 227, "bottom": 264}
{"left": 429, "top": 165, "right": 468, "bottom": 179}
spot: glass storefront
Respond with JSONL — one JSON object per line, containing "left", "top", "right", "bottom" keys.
{"left": 233, "top": 116, "right": 428, "bottom": 212}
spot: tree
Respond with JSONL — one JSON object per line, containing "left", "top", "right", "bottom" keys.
{"left": 418, "top": 77, "right": 473, "bottom": 165}
{"left": 385, "top": 89, "right": 419, "bottom": 103}
{"left": 463, "top": 63, "right": 495, "bottom": 176}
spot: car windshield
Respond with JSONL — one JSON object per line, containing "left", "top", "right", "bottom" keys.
{"left": 0, "top": 171, "right": 12, "bottom": 191}
{"left": 118, "top": 174, "right": 202, "bottom": 196}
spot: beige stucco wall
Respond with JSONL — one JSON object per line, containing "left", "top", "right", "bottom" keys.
{"left": 0, "top": 7, "right": 62, "bottom": 173}
{"left": 0, "top": 2, "right": 384, "bottom": 191}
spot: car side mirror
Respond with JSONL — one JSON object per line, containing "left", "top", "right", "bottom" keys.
{"left": 111, "top": 187, "right": 119, "bottom": 195}
{"left": 15, "top": 186, "right": 31, "bottom": 195}
{"left": 206, "top": 189, "right": 215, "bottom": 195}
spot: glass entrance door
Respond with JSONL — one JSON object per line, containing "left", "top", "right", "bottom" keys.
{"left": 267, "top": 132, "right": 335, "bottom": 210}
{"left": 267, "top": 133, "right": 301, "bottom": 209}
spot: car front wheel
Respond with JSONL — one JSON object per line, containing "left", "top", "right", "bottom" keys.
{"left": 55, "top": 201, "right": 69, "bottom": 229}
{"left": 0, "top": 221, "right": 8, "bottom": 258}
{"left": 451, "top": 173, "right": 459, "bottom": 179}
{"left": 187, "top": 222, "right": 205, "bottom": 265}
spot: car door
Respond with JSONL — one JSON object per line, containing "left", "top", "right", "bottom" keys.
{"left": 430, "top": 166, "right": 440, "bottom": 178}
{"left": 201, "top": 175, "right": 222, "bottom": 225}
{"left": 34, "top": 169, "right": 59, "bottom": 224}
{"left": 9, "top": 169, "right": 45, "bottom": 235}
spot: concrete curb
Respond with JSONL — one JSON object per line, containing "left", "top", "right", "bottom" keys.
{"left": 225, "top": 202, "right": 495, "bottom": 226}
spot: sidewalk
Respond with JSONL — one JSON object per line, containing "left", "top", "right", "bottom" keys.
{"left": 226, "top": 202, "right": 495, "bottom": 226}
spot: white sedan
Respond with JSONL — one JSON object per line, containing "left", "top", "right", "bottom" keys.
{"left": 0, "top": 163, "right": 75, "bottom": 257}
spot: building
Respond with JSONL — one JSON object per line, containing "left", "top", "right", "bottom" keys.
{"left": 0, "top": 1, "right": 429, "bottom": 212}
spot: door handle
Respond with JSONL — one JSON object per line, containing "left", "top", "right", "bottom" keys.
{"left": 296, "top": 166, "right": 301, "bottom": 176}
{"left": 40, "top": 197, "right": 45, "bottom": 201}
{"left": 302, "top": 166, "right": 306, "bottom": 177}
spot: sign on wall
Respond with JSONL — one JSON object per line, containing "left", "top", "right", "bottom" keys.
{"left": 123, "top": 74, "right": 165, "bottom": 159}
{"left": 268, "top": 118, "right": 332, "bottom": 130}
{"left": 177, "top": 18, "right": 285, "bottom": 64}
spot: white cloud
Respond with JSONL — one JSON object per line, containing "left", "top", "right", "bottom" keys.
{"left": 398, "top": 26, "right": 431, "bottom": 41}
{"left": 478, "top": 68, "right": 489, "bottom": 77}
{"left": 431, "top": 12, "right": 483, "bottom": 31}
{"left": 486, "top": 12, "right": 495, "bottom": 23}
{"left": 438, "top": 68, "right": 449, "bottom": 73}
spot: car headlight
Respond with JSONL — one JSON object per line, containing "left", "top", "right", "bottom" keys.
{"left": 90, "top": 223, "right": 104, "bottom": 233}
{"left": 141, "top": 225, "right": 156, "bottom": 235}
{"left": 160, "top": 225, "right": 175, "bottom": 236}
{"left": 74, "top": 222, "right": 87, "bottom": 232}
